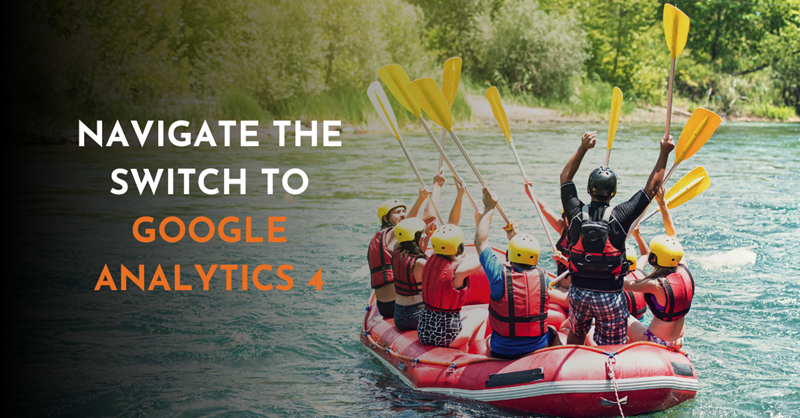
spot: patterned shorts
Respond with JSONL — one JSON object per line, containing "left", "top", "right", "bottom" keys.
{"left": 569, "top": 286, "right": 628, "bottom": 345}
{"left": 417, "top": 307, "right": 462, "bottom": 347}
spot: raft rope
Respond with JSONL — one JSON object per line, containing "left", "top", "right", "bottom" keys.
{"left": 605, "top": 355, "right": 626, "bottom": 418}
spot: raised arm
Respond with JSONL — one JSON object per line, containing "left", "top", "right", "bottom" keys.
{"left": 408, "top": 186, "right": 431, "bottom": 219}
{"left": 631, "top": 224, "right": 650, "bottom": 270}
{"left": 474, "top": 187, "right": 497, "bottom": 255}
{"left": 655, "top": 186, "right": 677, "bottom": 238}
{"left": 532, "top": 187, "right": 565, "bottom": 234}
{"left": 420, "top": 170, "right": 445, "bottom": 222}
{"left": 643, "top": 134, "right": 676, "bottom": 198}
{"left": 448, "top": 176, "right": 466, "bottom": 225}
{"left": 560, "top": 131, "right": 596, "bottom": 185}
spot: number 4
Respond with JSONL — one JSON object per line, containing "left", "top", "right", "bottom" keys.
{"left": 307, "top": 268, "right": 324, "bottom": 290}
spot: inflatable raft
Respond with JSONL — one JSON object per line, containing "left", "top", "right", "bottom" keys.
{"left": 361, "top": 245, "right": 697, "bottom": 417}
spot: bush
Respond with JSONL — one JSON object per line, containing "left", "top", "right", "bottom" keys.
{"left": 220, "top": 91, "right": 266, "bottom": 121}
{"left": 471, "top": 0, "right": 588, "bottom": 100}
{"left": 750, "top": 104, "right": 797, "bottom": 121}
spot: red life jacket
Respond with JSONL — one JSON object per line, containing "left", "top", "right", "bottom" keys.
{"left": 569, "top": 204, "right": 625, "bottom": 291}
{"left": 368, "top": 228, "right": 394, "bottom": 289}
{"left": 392, "top": 249, "right": 423, "bottom": 296}
{"left": 625, "top": 269, "right": 647, "bottom": 319}
{"left": 556, "top": 229, "right": 570, "bottom": 275}
{"left": 645, "top": 266, "right": 695, "bottom": 322}
{"left": 489, "top": 264, "right": 549, "bottom": 338}
{"left": 422, "top": 254, "right": 468, "bottom": 313}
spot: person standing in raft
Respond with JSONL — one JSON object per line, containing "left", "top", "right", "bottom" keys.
{"left": 369, "top": 171, "right": 445, "bottom": 319}
{"left": 475, "top": 188, "right": 562, "bottom": 359}
{"left": 417, "top": 223, "right": 484, "bottom": 349}
{"left": 393, "top": 177, "right": 468, "bottom": 332}
{"left": 624, "top": 187, "right": 694, "bottom": 347}
{"left": 561, "top": 131, "right": 674, "bottom": 345}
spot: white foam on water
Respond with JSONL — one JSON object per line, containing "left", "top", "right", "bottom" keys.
{"left": 350, "top": 264, "right": 370, "bottom": 279}
{"left": 691, "top": 247, "right": 757, "bottom": 271}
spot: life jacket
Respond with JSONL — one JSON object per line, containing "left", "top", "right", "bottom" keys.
{"left": 569, "top": 204, "right": 624, "bottom": 291}
{"left": 646, "top": 266, "right": 695, "bottom": 322}
{"left": 422, "top": 254, "right": 468, "bottom": 313}
{"left": 368, "top": 228, "right": 394, "bottom": 288}
{"left": 625, "top": 269, "right": 647, "bottom": 319}
{"left": 488, "top": 264, "right": 549, "bottom": 338}
{"left": 555, "top": 228, "right": 570, "bottom": 275}
{"left": 392, "top": 249, "right": 422, "bottom": 296}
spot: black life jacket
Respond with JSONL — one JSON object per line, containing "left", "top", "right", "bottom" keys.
{"left": 569, "top": 204, "right": 624, "bottom": 291}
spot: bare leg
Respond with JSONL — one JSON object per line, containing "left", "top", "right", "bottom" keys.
{"left": 451, "top": 309, "right": 489, "bottom": 350}
{"left": 626, "top": 315, "right": 648, "bottom": 343}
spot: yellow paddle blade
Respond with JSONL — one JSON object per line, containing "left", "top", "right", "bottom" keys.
{"left": 607, "top": 87, "right": 623, "bottom": 150}
{"left": 486, "top": 86, "right": 512, "bottom": 143}
{"left": 377, "top": 64, "right": 422, "bottom": 119}
{"left": 663, "top": 4, "right": 690, "bottom": 60}
{"left": 367, "top": 81, "right": 401, "bottom": 140}
{"left": 442, "top": 57, "right": 462, "bottom": 108}
{"left": 662, "top": 166, "right": 710, "bottom": 210}
{"left": 407, "top": 77, "right": 453, "bottom": 131}
{"left": 675, "top": 108, "right": 721, "bottom": 164}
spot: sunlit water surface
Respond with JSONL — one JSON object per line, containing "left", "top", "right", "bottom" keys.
{"left": 10, "top": 122, "right": 799, "bottom": 417}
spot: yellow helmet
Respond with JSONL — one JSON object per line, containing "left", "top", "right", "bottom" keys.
{"left": 625, "top": 244, "right": 637, "bottom": 271}
{"left": 377, "top": 199, "right": 406, "bottom": 224}
{"left": 507, "top": 234, "right": 540, "bottom": 265}
{"left": 431, "top": 224, "right": 464, "bottom": 256}
{"left": 649, "top": 235, "right": 684, "bottom": 267}
{"left": 394, "top": 218, "right": 426, "bottom": 243}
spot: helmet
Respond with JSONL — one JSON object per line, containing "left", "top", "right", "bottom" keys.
{"left": 625, "top": 244, "right": 637, "bottom": 271}
{"left": 431, "top": 224, "right": 464, "bottom": 256}
{"left": 648, "top": 235, "right": 683, "bottom": 267}
{"left": 377, "top": 199, "right": 406, "bottom": 224}
{"left": 507, "top": 234, "right": 540, "bottom": 265}
{"left": 587, "top": 166, "right": 617, "bottom": 199}
{"left": 394, "top": 218, "right": 426, "bottom": 243}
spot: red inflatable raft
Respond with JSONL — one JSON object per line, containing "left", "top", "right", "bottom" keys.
{"left": 361, "top": 245, "right": 697, "bottom": 417}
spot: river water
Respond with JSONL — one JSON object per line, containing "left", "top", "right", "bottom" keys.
{"left": 10, "top": 121, "right": 799, "bottom": 417}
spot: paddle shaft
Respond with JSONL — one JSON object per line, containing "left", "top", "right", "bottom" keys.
{"left": 398, "top": 138, "right": 446, "bottom": 224}
{"left": 625, "top": 162, "right": 679, "bottom": 241}
{"left": 438, "top": 128, "right": 446, "bottom": 171}
{"left": 418, "top": 118, "right": 479, "bottom": 212}
{"left": 665, "top": 59, "right": 676, "bottom": 138}
{"left": 447, "top": 129, "right": 510, "bottom": 224}
{"left": 605, "top": 149, "right": 611, "bottom": 167}
{"left": 507, "top": 141, "right": 558, "bottom": 253}
{"left": 638, "top": 175, "right": 704, "bottom": 224}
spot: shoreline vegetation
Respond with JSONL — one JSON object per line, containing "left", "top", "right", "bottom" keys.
{"left": 11, "top": 1, "right": 799, "bottom": 142}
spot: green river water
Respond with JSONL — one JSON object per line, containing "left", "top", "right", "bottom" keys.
{"left": 10, "top": 122, "right": 799, "bottom": 417}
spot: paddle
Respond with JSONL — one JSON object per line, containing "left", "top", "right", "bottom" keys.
{"left": 605, "top": 87, "right": 623, "bottom": 167}
{"left": 486, "top": 86, "right": 558, "bottom": 253}
{"left": 407, "top": 77, "right": 510, "bottom": 224}
{"left": 663, "top": 4, "right": 690, "bottom": 139}
{"left": 439, "top": 57, "right": 462, "bottom": 172}
{"left": 639, "top": 166, "right": 711, "bottom": 224}
{"left": 367, "top": 81, "right": 446, "bottom": 224}
{"left": 377, "top": 64, "right": 479, "bottom": 213}
{"left": 627, "top": 108, "right": 721, "bottom": 239}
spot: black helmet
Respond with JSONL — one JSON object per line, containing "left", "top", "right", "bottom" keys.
{"left": 587, "top": 166, "right": 617, "bottom": 199}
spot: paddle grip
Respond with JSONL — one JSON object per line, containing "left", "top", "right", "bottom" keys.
{"left": 399, "top": 139, "right": 446, "bottom": 225}
{"left": 419, "top": 118, "right": 479, "bottom": 213}
{"left": 449, "top": 130, "right": 510, "bottom": 224}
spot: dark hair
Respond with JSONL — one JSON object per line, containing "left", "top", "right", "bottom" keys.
{"left": 635, "top": 265, "right": 677, "bottom": 284}
{"left": 398, "top": 231, "right": 428, "bottom": 260}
